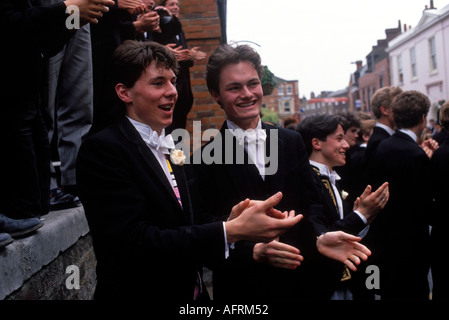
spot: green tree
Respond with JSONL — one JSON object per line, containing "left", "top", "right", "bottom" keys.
{"left": 261, "top": 107, "right": 279, "bottom": 126}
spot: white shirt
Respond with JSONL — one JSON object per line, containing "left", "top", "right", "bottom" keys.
{"left": 226, "top": 119, "right": 267, "bottom": 180}
{"left": 126, "top": 117, "right": 174, "bottom": 189}
{"left": 399, "top": 128, "right": 418, "bottom": 143}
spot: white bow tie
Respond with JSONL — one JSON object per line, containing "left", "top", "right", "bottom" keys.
{"left": 233, "top": 129, "right": 267, "bottom": 146}
{"left": 145, "top": 131, "right": 175, "bottom": 154}
{"left": 328, "top": 171, "right": 341, "bottom": 186}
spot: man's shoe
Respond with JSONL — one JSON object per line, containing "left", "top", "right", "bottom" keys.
{"left": 49, "top": 188, "right": 81, "bottom": 211}
{"left": 0, "top": 233, "right": 13, "bottom": 250}
{"left": 0, "top": 214, "right": 44, "bottom": 238}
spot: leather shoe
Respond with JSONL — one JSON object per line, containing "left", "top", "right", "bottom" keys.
{"left": 50, "top": 188, "right": 81, "bottom": 211}
{"left": 0, "top": 232, "right": 13, "bottom": 250}
{"left": 0, "top": 214, "right": 44, "bottom": 238}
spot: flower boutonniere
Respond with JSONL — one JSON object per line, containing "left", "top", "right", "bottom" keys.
{"left": 170, "top": 149, "right": 186, "bottom": 166}
{"left": 341, "top": 190, "right": 349, "bottom": 200}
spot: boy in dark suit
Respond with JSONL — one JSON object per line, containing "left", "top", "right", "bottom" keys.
{"left": 76, "top": 40, "right": 303, "bottom": 301}
{"left": 192, "top": 44, "right": 373, "bottom": 300}
{"left": 297, "top": 114, "right": 389, "bottom": 299}
{"left": 365, "top": 86, "right": 403, "bottom": 160}
{"left": 366, "top": 90, "right": 433, "bottom": 300}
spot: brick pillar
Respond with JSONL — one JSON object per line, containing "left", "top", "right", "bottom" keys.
{"left": 181, "top": 0, "right": 226, "bottom": 150}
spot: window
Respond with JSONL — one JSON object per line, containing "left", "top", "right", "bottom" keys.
{"left": 410, "top": 47, "right": 417, "bottom": 78}
{"left": 429, "top": 37, "right": 437, "bottom": 71}
{"left": 278, "top": 85, "right": 284, "bottom": 95}
{"left": 397, "top": 55, "right": 404, "bottom": 84}
{"left": 284, "top": 101, "right": 290, "bottom": 113}
{"left": 287, "top": 86, "right": 292, "bottom": 94}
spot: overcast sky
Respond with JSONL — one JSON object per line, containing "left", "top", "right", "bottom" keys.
{"left": 226, "top": 0, "right": 449, "bottom": 98}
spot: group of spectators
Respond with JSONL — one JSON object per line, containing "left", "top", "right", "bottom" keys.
{"left": 0, "top": 0, "right": 203, "bottom": 249}
{"left": 1, "top": 0, "right": 448, "bottom": 303}
{"left": 288, "top": 88, "right": 449, "bottom": 300}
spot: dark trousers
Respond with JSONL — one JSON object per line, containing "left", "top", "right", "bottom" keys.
{"left": 0, "top": 112, "right": 50, "bottom": 218}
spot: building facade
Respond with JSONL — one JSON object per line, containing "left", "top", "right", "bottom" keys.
{"left": 262, "top": 78, "right": 301, "bottom": 123}
{"left": 358, "top": 23, "right": 402, "bottom": 112}
{"left": 301, "top": 90, "right": 349, "bottom": 118}
{"left": 387, "top": 3, "right": 449, "bottom": 121}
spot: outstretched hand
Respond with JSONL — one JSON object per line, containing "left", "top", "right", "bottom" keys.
{"left": 225, "top": 192, "right": 303, "bottom": 243}
{"left": 253, "top": 239, "right": 303, "bottom": 270}
{"left": 316, "top": 231, "right": 371, "bottom": 271}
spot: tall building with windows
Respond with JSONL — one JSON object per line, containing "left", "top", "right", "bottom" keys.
{"left": 356, "top": 22, "right": 402, "bottom": 112}
{"left": 387, "top": 2, "right": 449, "bottom": 121}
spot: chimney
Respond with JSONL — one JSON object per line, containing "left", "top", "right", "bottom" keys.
{"left": 404, "top": 23, "right": 407, "bottom": 32}
{"left": 425, "top": 1, "right": 437, "bottom": 10}
{"left": 356, "top": 60, "right": 363, "bottom": 70}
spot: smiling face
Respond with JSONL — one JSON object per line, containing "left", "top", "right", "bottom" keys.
{"left": 164, "top": 0, "right": 180, "bottom": 17}
{"left": 344, "top": 125, "right": 360, "bottom": 147}
{"left": 211, "top": 61, "right": 263, "bottom": 130}
{"left": 115, "top": 61, "right": 178, "bottom": 134}
{"left": 313, "top": 124, "right": 350, "bottom": 170}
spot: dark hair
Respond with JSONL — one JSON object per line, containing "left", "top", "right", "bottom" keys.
{"left": 336, "top": 111, "right": 360, "bottom": 133}
{"left": 111, "top": 40, "right": 179, "bottom": 88}
{"left": 206, "top": 44, "right": 264, "bottom": 94}
{"left": 159, "top": 0, "right": 180, "bottom": 6}
{"left": 440, "top": 100, "right": 449, "bottom": 131}
{"left": 296, "top": 114, "right": 342, "bottom": 156}
{"left": 371, "top": 86, "right": 403, "bottom": 119}
{"left": 392, "top": 90, "right": 430, "bottom": 129}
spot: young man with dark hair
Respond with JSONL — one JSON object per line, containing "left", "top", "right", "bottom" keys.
{"left": 366, "top": 90, "right": 434, "bottom": 300}
{"left": 76, "top": 40, "right": 303, "bottom": 301}
{"left": 192, "top": 44, "right": 373, "bottom": 300}
{"left": 297, "top": 114, "right": 388, "bottom": 299}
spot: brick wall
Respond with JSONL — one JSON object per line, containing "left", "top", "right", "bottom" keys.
{"left": 181, "top": 0, "right": 226, "bottom": 149}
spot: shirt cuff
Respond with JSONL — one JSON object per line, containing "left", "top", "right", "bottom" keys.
{"left": 223, "top": 222, "right": 233, "bottom": 259}
{"left": 354, "top": 210, "right": 368, "bottom": 225}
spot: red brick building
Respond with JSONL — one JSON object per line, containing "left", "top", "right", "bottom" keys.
{"left": 262, "top": 78, "right": 301, "bottom": 124}
{"left": 180, "top": 0, "right": 227, "bottom": 145}
{"left": 356, "top": 22, "right": 402, "bottom": 112}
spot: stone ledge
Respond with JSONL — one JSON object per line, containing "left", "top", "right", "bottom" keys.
{"left": 0, "top": 206, "right": 90, "bottom": 299}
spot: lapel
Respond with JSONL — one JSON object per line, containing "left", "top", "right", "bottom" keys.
{"left": 262, "top": 122, "right": 284, "bottom": 195}
{"left": 311, "top": 165, "right": 341, "bottom": 221}
{"left": 117, "top": 117, "right": 186, "bottom": 216}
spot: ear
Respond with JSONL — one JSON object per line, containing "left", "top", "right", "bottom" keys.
{"left": 421, "top": 114, "right": 427, "bottom": 126}
{"left": 115, "top": 83, "right": 132, "bottom": 104}
{"left": 210, "top": 90, "right": 223, "bottom": 108}
{"left": 311, "top": 138, "right": 322, "bottom": 151}
{"left": 380, "top": 105, "right": 391, "bottom": 117}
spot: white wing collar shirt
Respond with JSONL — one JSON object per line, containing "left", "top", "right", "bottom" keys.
{"left": 226, "top": 119, "right": 267, "bottom": 180}
{"left": 127, "top": 116, "right": 175, "bottom": 188}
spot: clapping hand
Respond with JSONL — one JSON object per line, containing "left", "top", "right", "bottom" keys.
{"left": 316, "top": 231, "right": 371, "bottom": 271}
